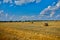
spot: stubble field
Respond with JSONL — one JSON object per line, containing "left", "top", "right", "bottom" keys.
{"left": 0, "top": 21, "right": 60, "bottom": 40}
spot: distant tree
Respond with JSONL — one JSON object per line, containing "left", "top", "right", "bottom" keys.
{"left": 10, "top": 21, "right": 13, "bottom": 22}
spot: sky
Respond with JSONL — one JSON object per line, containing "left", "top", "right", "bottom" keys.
{"left": 0, "top": 0, "right": 60, "bottom": 21}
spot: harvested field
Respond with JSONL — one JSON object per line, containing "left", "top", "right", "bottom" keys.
{"left": 0, "top": 21, "right": 60, "bottom": 40}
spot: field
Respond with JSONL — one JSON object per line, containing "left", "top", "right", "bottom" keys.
{"left": 0, "top": 21, "right": 60, "bottom": 40}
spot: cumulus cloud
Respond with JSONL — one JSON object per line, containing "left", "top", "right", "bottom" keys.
{"left": 14, "top": 0, "right": 41, "bottom": 5}
{"left": 14, "top": 0, "right": 25, "bottom": 5}
{"left": 0, "top": 11, "right": 10, "bottom": 21}
{"left": 56, "top": 1, "right": 60, "bottom": 7}
{"left": 3, "top": 0, "right": 12, "bottom": 3}
{"left": 0, "top": 10, "right": 4, "bottom": 16}
{"left": 19, "top": 15, "right": 40, "bottom": 21}
{"left": 56, "top": 15, "right": 60, "bottom": 19}
{"left": 9, "top": 15, "right": 15, "bottom": 21}
{"left": 20, "top": 16, "right": 28, "bottom": 20}
{"left": 3, "top": 0, "right": 9, "bottom": 3}
{"left": 19, "top": 15, "right": 36, "bottom": 21}
{"left": 36, "top": 0, "right": 41, "bottom": 3}
{"left": 50, "top": 11, "right": 55, "bottom": 17}
{"left": 0, "top": 11, "right": 37, "bottom": 21}
{"left": 5, "top": 13, "right": 8, "bottom": 18}
{"left": 0, "top": 10, "right": 3, "bottom": 14}
{"left": 1, "top": 0, "right": 41, "bottom": 5}
{"left": 40, "top": 0, "right": 60, "bottom": 19}
{"left": 40, "top": 6, "right": 50, "bottom": 15}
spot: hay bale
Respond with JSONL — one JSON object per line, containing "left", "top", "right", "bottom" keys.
{"left": 29, "top": 22, "right": 34, "bottom": 24}
{"left": 44, "top": 22, "right": 48, "bottom": 26}
{"left": 31, "top": 22, "right": 34, "bottom": 24}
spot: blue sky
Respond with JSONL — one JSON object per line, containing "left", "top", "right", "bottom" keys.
{"left": 0, "top": 0, "right": 60, "bottom": 21}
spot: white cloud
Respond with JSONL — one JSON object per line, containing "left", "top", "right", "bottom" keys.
{"left": 3, "top": 0, "right": 12, "bottom": 3}
{"left": 40, "top": 6, "right": 50, "bottom": 15}
{"left": 15, "top": 0, "right": 25, "bottom": 5}
{"left": 14, "top": 0, "right": 41, "bottom": 5}
{"left": 56, "top": 15, "right": 60, "bottom": 18}
{"left": 40, "top": 0, "right": 60, "bottom": 19}
{"left": 17, "top": 16, "right": 25, "bottom": 21}
{"left": 20, "top": 16, "right": 30, "bottom": 20}
{"left": 0, "top": 10, "right": 4, "bottom": 16}
{"left": 5, "top": 13, "right": 8, "bottom": 17}
{"left": 25, "top": 0, "right": 35, "bottom": 3}
{"left": 48, "top": 6, "right": 51, "bottom": 9}
{"left": 0, "top": 12, "right": 37, "bottom": 21}
{"left": 50, "top": 11, "right": 55, "bottom": 17}
{"left": 2, "top": 0, "right": 41, "bottom": 5}
{"left": 0, "top": 10, "right": 3, "bottom": 14}
{"left": 9, "top": 15, "right": 15, "bottom": 20}
{"left": 36, "top": 0, "right": 41, "bottom": 3}
{"left": 40, "top": 5, "right": 52, "bottom": 16}
{"left": 18, "top": 15, "right": 36, "bottom": 21}
{"left": 56, "top": 1, "right": 60, "bottom": 7}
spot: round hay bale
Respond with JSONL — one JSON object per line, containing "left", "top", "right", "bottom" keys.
{"left": 31, "top": 22, "right": 33, "bottom": 24}
{"left": 44, "top": 22, "right": 48, "bottom": 26}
